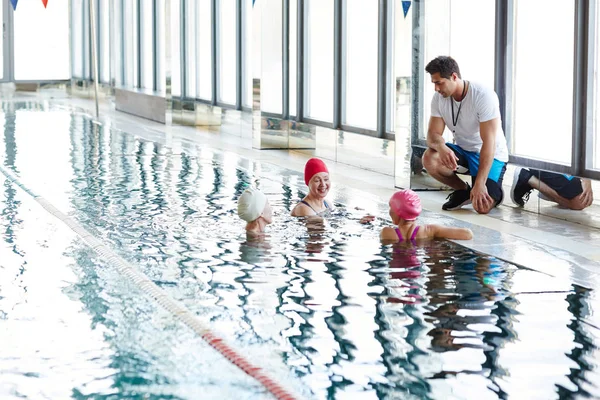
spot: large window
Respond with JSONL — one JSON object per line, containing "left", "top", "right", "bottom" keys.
{"left": 305, "top": 0, "right": 334, "bottom": 123}
{"left": 289, "top": 0, "right": 297, "bottom": 117}
{"left": 260, "top": 0, "right": 283, "bottom": 114}
{"left": 123, "top": 0, "right": 138, "bottom": 87}
{"left": 594, "top": 2, "right": 600, "bottom": 171}
{"left": 197, "top": 0, "right": 213, "bottom": 101}
{"left": 140, "top": 0, "right": 154, "bottom": 89}
{"left": 343, "top": 0, "right": 378, "bottom": 130}
{"left": 72, "top": 0, "right": 84, "bottom": 79}
{"left": 219, "top": 0, "right": 238, "bottom": 105}
{"left": 99, "top": 0, "right": 111, "bottom": 83}
{"left": 14, "top": 0, "right": 70, "bottom": 80}
{"left": 421, "top": 0, "right": 495, "bottom": 141}
{"left": 511, "top": 0, "right": 574, "bottom": 165}
{"left": 171, "top": 0, "right": 182, "bottom": 97}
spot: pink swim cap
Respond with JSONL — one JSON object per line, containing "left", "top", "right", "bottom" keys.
{"left": 389, "top": 189, "right": 422, "bottom": 221}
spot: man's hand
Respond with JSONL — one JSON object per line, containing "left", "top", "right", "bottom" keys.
{"left": 439, "top": 145, "right": 459, "bottom": 171}
{"left": 566, "top": 179, "right": 594, "bottom": 210}
{"left": 470, "top": 183, "right": 494, "bottom": 213}
{"left": 359, "top": 215, "right": 376, "bottom": 224}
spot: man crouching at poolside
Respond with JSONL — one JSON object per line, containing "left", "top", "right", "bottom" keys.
{"left": 422, "top": 56, "right": 509, "bottom": 214}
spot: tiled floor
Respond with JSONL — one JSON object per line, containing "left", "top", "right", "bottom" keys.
{"left": 12, "top": 87, "right": 600, "bottom": 291}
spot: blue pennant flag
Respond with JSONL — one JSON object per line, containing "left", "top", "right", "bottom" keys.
{"left": 402, "top": 1, "right": 411, "bottom": 18}
{"left": 253, "top": 0, "right": 255, "bottom": 6}
{"left": 10, "top": 0, "right": 18, "bottom": 10}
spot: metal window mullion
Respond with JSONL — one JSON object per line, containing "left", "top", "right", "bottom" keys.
{"left": 180, "top": 0, "right": 186, "bottom": 97}
{"left": 212, "top": 0, "right": 218, "bottom": 105}
{"left": 195, "top": 0, "right": 200, "bottom": 99}
{"left": 296, "top": 0, "right": 304, "bottom": 121}
{"left": 153, "top": 0, "right": 158, "bottom": 91}
{"left": 376, "top": 0, "right": 388, "bottom": 138}
{"left": 494, "top": 0, "right": 508, "bottom": 137}
{"left": 584, "top": 0, "right": 597, "bottom": 175}
{"left": 7, "top": 0, "right": 14, "bottom": 81}
{"left": 333, "top": 0, "right": 342, "bottom": 129}
{"left": 236, "top": 0, "right": 243, "bottom": 110}
{"left": 411, "top": 0, "right": 424, "bottom": 144}
{"left": 137, "top": 0, "right": 142, "bottom": 88}
{"left": 84, "top": 0, "right": 88, "bottom": 79}
{"left": 282, "top": 0, "right": 290, "bottom": 118}
{"left": 120, "top": 1, "right": 125, "bottom": 85}
{"left": 573, "top": 0, "right": 589, "bottom": 176}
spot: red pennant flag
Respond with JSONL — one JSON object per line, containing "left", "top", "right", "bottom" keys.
{"left": 42, "top": 0, "right": 48, "bottom": 7}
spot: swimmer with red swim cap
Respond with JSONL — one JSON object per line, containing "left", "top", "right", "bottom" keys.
{"left": 380, "top": 189, "right": 473, "bottom": 242}
{"left": 291, "top": 158, "right": 335, "bottom": 217}
{"left": 291, "top": 158, "right": 376, "bottom": 223}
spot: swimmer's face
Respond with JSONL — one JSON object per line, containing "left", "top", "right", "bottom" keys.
{"left": 430, "top": 72, "right": 458, "bottom": 98}
{"left": 261, "top": 201, "right": 273, "bottom": 224}
{"left": 309, "top": 172, "right": 330, "bottom": 198}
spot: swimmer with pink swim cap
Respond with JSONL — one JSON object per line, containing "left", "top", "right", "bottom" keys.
{"left": 380, "top": 189, "right": 473, "bottom": 242}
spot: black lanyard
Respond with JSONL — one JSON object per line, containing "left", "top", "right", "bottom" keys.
{"left": 451, "top": 80, "right": 468, "bottom": 131}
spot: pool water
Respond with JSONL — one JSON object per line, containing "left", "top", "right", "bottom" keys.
{"left": 0, "top": 102, "right": 599, "bottom": 399}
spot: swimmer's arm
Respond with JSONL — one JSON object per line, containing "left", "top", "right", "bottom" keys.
{"left": 380, "top": 227, "right": 399, "bottom": 242}
{"left": 427, "top": 224, "right": 473, "bottom": 240}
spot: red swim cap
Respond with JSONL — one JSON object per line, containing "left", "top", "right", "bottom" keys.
{"left": 304, "top": 158, "right": 329, "bottom": 186}
{"left": 389, "top": 189, "right": 422, "bottom": 221}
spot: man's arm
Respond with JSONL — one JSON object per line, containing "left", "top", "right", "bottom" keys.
{"left": 427, "top": 116, "right": 457, "bottom": 170}
{"left": 426, "top": 116, "right": 447, "bottom": 151}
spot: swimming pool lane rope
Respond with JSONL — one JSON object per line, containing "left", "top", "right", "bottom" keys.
{"left": 0, "top": 165, "right": 298, "bottom": 400}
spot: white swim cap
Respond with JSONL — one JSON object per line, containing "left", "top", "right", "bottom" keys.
{"left": 237, "top": 187, "right": 268, "bottom": 222}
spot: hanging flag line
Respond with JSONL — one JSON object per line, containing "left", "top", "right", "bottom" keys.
{"left": 10, "top": 0, "right": 48, "bottom": 11}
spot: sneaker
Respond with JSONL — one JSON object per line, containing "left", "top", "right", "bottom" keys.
{"left": 442, "top": 184, "right": 472, "bottom": 210}
{"left": 510, "top": 167, "right": 534, "bottom": 207}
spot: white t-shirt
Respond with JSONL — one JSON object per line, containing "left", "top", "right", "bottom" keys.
{"left": 431, "top": 81, "right": 509, "bottom": 162}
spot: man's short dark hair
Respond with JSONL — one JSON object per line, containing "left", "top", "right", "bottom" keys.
{"left": 425, "top": 56, "right": 461, "bottom": 79}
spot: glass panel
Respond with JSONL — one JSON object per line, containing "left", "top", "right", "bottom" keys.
{"left": 184, "top": 0, "right": 196, "bottom": 97}
{"left": 123, "top": 0, "right": 135, "bottom": 87}
{"left": 219, "top": 0, "right": 237, "bottom": 105}
{"left": 197, "top": 0, "right": 213, "bottom": 101}
{"left": 72, "top": 0, "right": 84, "bottom": 78}
{"left": 343, "top": 0, "right": 378, "bottom": 130}
{"left": 83, "top": 0, "right": 91, "bottom": 79}
{"left": 99, "top": 0, "right": 110, "bottom": 83}
{"left": 422, "top": 0, "right": 495, "bottom": 141}
{"left": 289, "top": 0, "right": 297, "bottom": 117}
{"left": 512, "top": 0, "right": 573, "bottom": 164}
{"left": 260, "top": 0, "right": 282, "bottom": 114}
{"left": 13, "top": 0, "right": 70, "bottom": 80}
{"left": 171, "top": 0, "right": 182, "bottom": 97}
{"left": 141, "top": 0, "right": 154, "bottom": 89}
{"left": 111, "top": 0, "right": 123, "bottom": 86}
{"left": 305, "top": 0, "right": 334, "bottom": 122}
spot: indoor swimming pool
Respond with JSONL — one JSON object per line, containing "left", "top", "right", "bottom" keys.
{"left": 0, "top": 102, "right": 599, "bottom": 399}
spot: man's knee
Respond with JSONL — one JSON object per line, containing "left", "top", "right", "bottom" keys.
{"left": 422, "top": 149, "right": 438, "bottom": 171}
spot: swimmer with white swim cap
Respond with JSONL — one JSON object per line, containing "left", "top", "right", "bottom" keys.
{"left": 380, "top": 189, "right": 473, "bottom": 242}
{"left": 237, "top": 187, "right": 273, "bottom": 235}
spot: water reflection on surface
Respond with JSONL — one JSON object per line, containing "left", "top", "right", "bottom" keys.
{"left": 0, "top": 102, "right": 599, "bottom": 399}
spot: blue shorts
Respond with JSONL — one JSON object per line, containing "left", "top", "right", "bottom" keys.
{"left": 446, "top": 143, "right": 506, "bottom": 183}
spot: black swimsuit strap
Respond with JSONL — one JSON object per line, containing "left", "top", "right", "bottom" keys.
{"left": 301, "top": 200, "right": 329, "bottom": 214}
